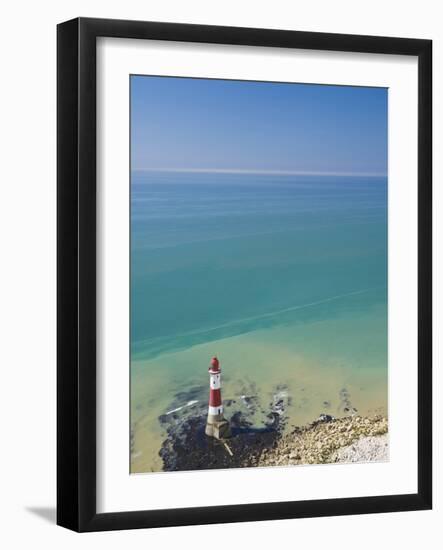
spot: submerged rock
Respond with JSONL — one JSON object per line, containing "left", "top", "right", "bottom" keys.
{"left": 158, "top": 382, "right": 289, "bottom": 471}
{"left": 338, "top": 387, "right": 358, "bottom": 415}
{"left": 315, "top": 413, "right": 335, "bottom": 423}
{"left": 159, "top": 410, "right": 281, "bottom": 471}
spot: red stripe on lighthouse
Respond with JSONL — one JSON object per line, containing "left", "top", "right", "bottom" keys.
{"left": 209, "top": 388, "right": 222, "bottom": 407}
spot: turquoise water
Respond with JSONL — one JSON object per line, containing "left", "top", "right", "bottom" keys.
{"left": 130, "top": 171, "right": 388, "bottom": 472}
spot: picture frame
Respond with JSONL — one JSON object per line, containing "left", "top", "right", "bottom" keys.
{"left": 57, "top": 17, "right": 432, "bottom": 532}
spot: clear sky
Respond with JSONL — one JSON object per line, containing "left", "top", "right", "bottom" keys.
{"left": 131, "top": 75, "right": 387, "bottom": 176}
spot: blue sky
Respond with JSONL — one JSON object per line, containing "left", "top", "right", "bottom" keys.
{"left": 131, "top": 76, "right": 387, "bottom": 176}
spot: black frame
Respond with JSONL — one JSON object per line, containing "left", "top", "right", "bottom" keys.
{"left": 57, "top": 17, "right": 432, "bottom": 532}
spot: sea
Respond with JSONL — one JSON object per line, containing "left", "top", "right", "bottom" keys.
{"left": 130, "top": 170, "right": 388, "bottom": 473}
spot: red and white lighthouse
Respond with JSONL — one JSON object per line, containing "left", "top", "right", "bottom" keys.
{"left": 205, "top": 356, "right": 231, "bottom": 439}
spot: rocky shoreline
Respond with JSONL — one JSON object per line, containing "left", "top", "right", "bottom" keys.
{"left": 155, "top": 383, "right": 388, "bottom": 471}
{"left": 255, "top": 415, "right": 388, "bottom": 467}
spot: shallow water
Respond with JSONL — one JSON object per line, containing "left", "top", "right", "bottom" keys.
{"left": 130, "top": 171, "right": 388, "bottom": 473}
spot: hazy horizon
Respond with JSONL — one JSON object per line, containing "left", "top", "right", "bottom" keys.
{"left": 131, "top": 167, "right": 387, "bottom": 177}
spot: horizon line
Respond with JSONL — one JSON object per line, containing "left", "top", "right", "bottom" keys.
{"left": 132, "top": 167, "right": 387, "bottom": 177}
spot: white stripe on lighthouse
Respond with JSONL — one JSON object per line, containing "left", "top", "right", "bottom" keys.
{"left": 208, "top": 405, "right": 224, "bottom": 416}
{"left": 209, "top": 373, "right": 221, "bottom": 390}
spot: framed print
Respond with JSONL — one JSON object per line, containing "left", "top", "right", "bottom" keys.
{"left": 57, "top": 17, "right": 432, "bottom": 531}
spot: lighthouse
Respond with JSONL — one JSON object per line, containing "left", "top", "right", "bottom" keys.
{"left": 205, "top": 356, "right": 231, "bottom": 440}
